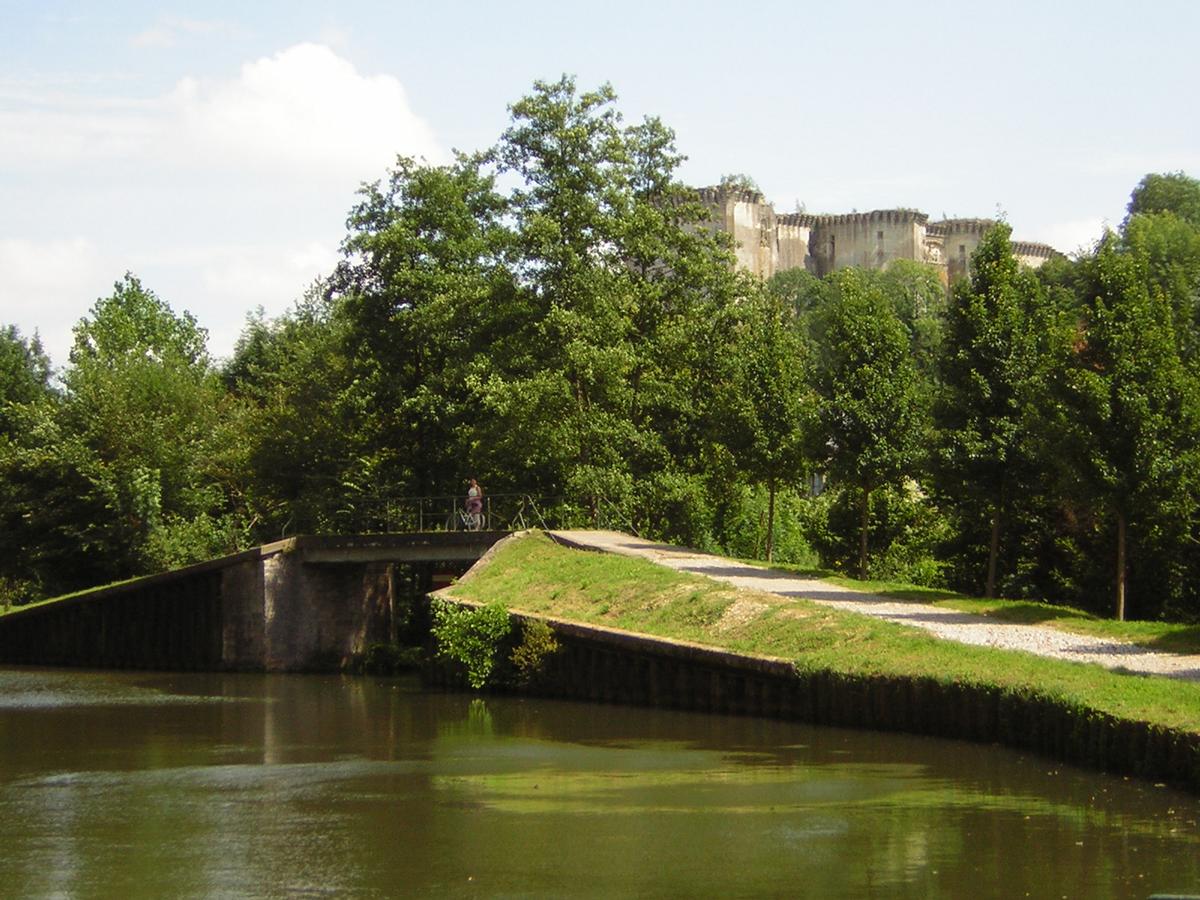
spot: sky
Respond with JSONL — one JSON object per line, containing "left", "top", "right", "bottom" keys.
{"left": 2, "top": 1, "right": 1198, "bottom": 369}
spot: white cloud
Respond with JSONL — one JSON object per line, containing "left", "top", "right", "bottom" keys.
{"left": 167, "top": 43, "right": 443, "bottom": 177}
{"left": 0, "top": 43, "right": 443, "bottom": 180}
{"left": 0, "top": 45, "right": 444, "bottom": 366}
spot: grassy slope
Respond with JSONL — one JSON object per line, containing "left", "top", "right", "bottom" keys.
{"left": 446, "top": 532, "right": 1200, "bottom": 733}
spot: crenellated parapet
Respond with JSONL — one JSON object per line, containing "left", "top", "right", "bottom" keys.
{"left": 697, "top": 185, "right": 767, "bottom": 205}
{"left": 1011, "top": 240, "right": 1060, "bottom": 261}
{"left": 818, "top": 209, "right": 929, "bottom": 226}
{"left": 777, "top": 212, "right": 821, "bottom": 228}
{"left": 933, "top": 218, "right": 997, "bottom": 236}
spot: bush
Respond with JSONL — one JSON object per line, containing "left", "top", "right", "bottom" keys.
{"left": 715, "top": 483, "right": 818, "bottom": 566}
{"left": 509, "top": 618, "right": 560, "bottom": 685}
{"left": 799, "top": 482, "right": 948, "bottom": 586}
{"left": 430, "top": 599, "right": 512, "bottom": 689}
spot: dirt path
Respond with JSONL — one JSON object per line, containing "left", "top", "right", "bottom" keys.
{"left": 551, "top": 530, "right": 1200, "bottom": 683}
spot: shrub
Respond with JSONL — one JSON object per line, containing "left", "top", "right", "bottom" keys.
{"left": 509, "top": 618, "right": 560, "bottom": 685}
{"left": 430, "top": 599, "right": 512, "bottom": 688}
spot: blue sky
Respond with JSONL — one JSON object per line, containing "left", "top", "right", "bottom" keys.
{"left": 2, "top": 0, "right": 1198, "bottom": 366}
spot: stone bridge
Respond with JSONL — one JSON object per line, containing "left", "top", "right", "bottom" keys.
{"left": 0, "top": 533, "right": 506, "bottom": 672}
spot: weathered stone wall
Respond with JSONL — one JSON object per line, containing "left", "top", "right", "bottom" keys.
{"left": 811, "top": 210, "right": 928, "bottom": 276}
{"left": 698, "top": 187, "right": 778, "bottom": 277}
{"left": 775, "top": 213, "right": 817, "bottom": 273}
{"left": 936, "top": 218, "right": 994, "bottom": 282}
{"left": 261, "top": 554, "right": 396, "bottom": 671}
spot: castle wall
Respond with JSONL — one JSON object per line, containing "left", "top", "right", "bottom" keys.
{"left": 697, "top": 186, "right": 1060, "bottom": 283}
{"left": 775, "top": 213, "right": 817, "bottom": 273}
{"left": 936, "top": 219, "right": 994, "bottom": 282}
{"left": 699, "top": 188, "right": 778, "bottom": 278}
{"left": 812, "top": 210, "right": 928, "bottom": 277}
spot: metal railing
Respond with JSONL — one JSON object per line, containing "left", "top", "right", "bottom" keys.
{"left": 353, "top": 494, "right": 555, "bottom": 534}
{"left": 350, "top": 493, "right": 639, "bottom": 536}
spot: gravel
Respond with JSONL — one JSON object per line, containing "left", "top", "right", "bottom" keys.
{"left": 552, "top": 530, "right": 1200, "bottom": 683}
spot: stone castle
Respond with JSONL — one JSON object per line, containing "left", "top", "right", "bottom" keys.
{"left": 698, "top": 186, "right": 1060, "bottom": 282}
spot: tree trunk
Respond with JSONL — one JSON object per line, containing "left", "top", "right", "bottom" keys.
{"left": 859, "top": 486, "right": 871, "bottom": 580}
{"left": 766, "top": 477, "right": 776, "bottom": 563}
{"left": 985, "top": 503, "right": 1001, "bottom": 599}
{"left": 1115, "top": 512, "right": 1127, "bottom": 621}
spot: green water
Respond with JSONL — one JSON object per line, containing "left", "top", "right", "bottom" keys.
{"left": 0, "top": 668, "right": 1197, "bottom": 899}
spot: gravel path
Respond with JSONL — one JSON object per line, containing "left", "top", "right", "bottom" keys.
{"left": 552, "top": 530, "right": 1200, "bottom": 683}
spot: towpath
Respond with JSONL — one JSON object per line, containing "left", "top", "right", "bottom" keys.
{"left": 551, "top": 530, "right": 1200, "bottom": 683}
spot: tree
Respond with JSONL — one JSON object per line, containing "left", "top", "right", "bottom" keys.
{"left": 329, "top": 155, "right": 511, "bottom": 501}
{"left": 59, "top": 275, "right": 236, "bottom": 575}
{"left": 726, "top": 290, "right": 812, "bottom": 561}
{"left": 0, "top": 325, "right": 53, "bottom": 438}
{"left": 224, "top": 294, "right": 360, "bottom": 537}
{"left": 877, "top": 259, "right": 947, "bottom": 382}
{"left": 1122, "top": 210, "right": 1200, "bottom": 365}
{"left": 1064, "top": 238, "right": 1200, "bottom": 620}
{"left": 812, "top": 269, "right": 926, "bottom": 577}
{"left": 934, "top": 223, "right": 1059, "bottom": 597}
{"left": 1126, "top": 172, "right": 1200, "bottom": 229}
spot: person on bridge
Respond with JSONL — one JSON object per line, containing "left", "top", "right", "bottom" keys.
{"left": 465, "top": 478, "right": 484, "bottom": 530}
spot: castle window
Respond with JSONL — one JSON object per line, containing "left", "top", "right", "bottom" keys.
{"left": 877, "top": 230, "right": 884, "bottom": 241}
{"left": 959, "top": 244, "right": 966, "bottom": 257}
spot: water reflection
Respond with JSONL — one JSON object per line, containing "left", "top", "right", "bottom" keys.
{"left": 0, "top": 667, "right": 1197, "bottom": 898}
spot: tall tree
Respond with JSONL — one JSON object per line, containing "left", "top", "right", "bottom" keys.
{"left": 330, "top": 155, "right": 511, "bottom": 500}
{"left": 1122, "top": 210, "right": 1200, "bottom": 365}
{"left": 934, "top": 223, "right": 1059, "bottom": 597}
{"left": 480, "top": 77, "right": 639, "bottom": 522}
{"left": 224, "top": 295, "right": 360, "bottom": 537}
{"left": 1, "top": 275, "right": 240, "bottom": 597}
{"left": 726, "top": 290, "right": 812, "bottom": 561}
{"left": 1065, "top": 238, "right": 1200, "bottom": 619}
{"left": 813, "top": 270, "right": 926, "bottom": 577}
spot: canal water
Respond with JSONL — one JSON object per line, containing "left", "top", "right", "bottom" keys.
{"left": 0, "top": 668, "right": 1197, "bottom": 899}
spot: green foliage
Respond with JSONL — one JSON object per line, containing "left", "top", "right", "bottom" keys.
{"left": 933, "top": 222, "right": 1063, "bottom": 597}
{"left": 812, "top": 269, "right": 927, "bottom": 576}
{"left": 0, "top": 325, "right": 54, "bottom": 438}
{"left": 717, "top": 173, "right": 762, "bottom": 195}
{"left": 430, "top": 598, "right": 513, "bottom": 689}
{"left": 0, "top": 275, "right": 246, "bottom": 599}
{"left": 1126, "top": 171, "right": 1200, "bottom": 228}
{"left": 1122, "top": 210, "right": 1200, "bottom": 364}
{"left": 799, "top": 483, "right": 948, "bottom": 586}
{"left": 509, "top": 618, "right": 561, "bottom": 685}
{"left": 717, "top": 484, "right": 818, "bottom": 567}
{"left": 723, "top": 289, "right": 813, "bottom": 560}
{"left": 1061, "top": 236, "right": 1200, "bottom": 619}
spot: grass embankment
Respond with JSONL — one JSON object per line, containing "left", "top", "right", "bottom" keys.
{"left": 0, "top": 577, "right": 143, "bottom": 617}
{"left": 747, "top": 559, "right": 1200, "bottom": 656}
{"left": 446, "top": 532, "right": 1200, "bottom": 734}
